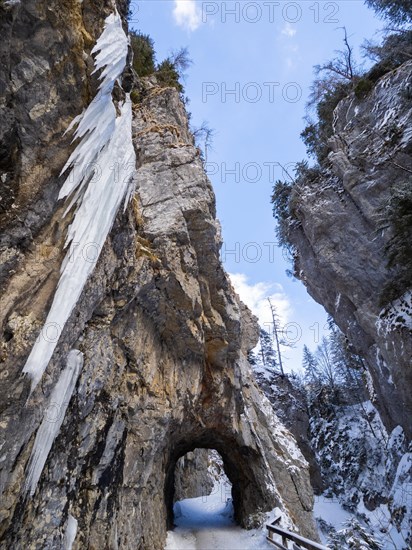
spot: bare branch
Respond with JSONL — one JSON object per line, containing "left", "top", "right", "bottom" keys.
{"left": 192, "top": 121, "right": 216, "bottom": 162}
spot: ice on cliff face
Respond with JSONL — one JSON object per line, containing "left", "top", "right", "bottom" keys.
{"left": 25, "top": 350, "right": 83, "bottom": 496}
{"left": 22, "top": 11, "right": 136, "bottom": 391}
{"left": 65, "top": 514, "right": 78, "bottom": 550}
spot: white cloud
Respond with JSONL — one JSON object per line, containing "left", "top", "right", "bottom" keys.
{"left": 229, "top": 273, "right": 292, "bottom": 331}
{"left": 279, "top": 24, "right": 299, "bottom": 69}
{"left": 281, "top": 23, "right": 297, "bottom": 38}
{"left": 173, "top": 0, "right": 201, "bottom": 31}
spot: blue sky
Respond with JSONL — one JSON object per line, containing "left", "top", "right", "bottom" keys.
{"left": 130, "top": 1, "right": 385, "bottom": 371}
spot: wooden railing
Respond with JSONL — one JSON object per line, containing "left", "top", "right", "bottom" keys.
{"left": 266, "top": 516, "right": 329, "bottom": 550}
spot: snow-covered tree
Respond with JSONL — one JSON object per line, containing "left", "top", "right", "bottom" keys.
{"left": 328, "top": 518, "right": 382, "bottom": 549}
{"left": 329, "top": 324, "right": 367, "bottom": 403}
{"left": 302, "top": 322, "right": 367, "bottom": 408}
{"left": 258, "top": 328, "right": 278, "bottom": 370}
{"left": 302, "top": 345, "right": 318, "bottom": 380}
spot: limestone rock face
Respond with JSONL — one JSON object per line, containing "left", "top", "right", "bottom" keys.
{"left": 0, "top": 0, "right": 128, "bottom": 261}
{"left": 0, "top": 1, "right": 318, "bottom": 548}
{"left": 174, "top": 449, "right": 215, "bottom": 502}
{"left": 254, "top": 372, "right": 324, "bottom": 494}
{"left": 288, "top": 61, "right": 412, "bottom": 439}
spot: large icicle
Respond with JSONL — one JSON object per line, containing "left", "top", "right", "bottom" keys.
{"left": 65, "top": 514, "right": 78, "bottom": 550}
{"left": 24, "top": 350, "right": 84, "bottom": 496}
{"left": 22, "top": 11, "right": 136, "bottom": 391}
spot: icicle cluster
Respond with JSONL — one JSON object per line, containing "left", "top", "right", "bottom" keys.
{"left": 22, "top": 11, "right": 136, "bottom": 391}
{"left": 24, "top": 350, "right": 84, "bottom": 496}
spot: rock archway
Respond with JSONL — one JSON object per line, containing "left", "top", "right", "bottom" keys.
{"left": 173, "top": 448, "right": 217, "bottom": 503}
{"left": 165, "top": 433, "right": 273, "bottom": 529}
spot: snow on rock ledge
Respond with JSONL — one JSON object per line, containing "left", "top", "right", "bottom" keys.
{"left": 379, "top": 290, "right": 412, "bottom": 332}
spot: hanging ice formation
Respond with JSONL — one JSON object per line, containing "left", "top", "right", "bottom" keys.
{"left": 22, "top": 11, "right": 136, "bottom": 391}
{"left": 24, "top": 350, "right": 84, "bottom": 496}
{"left": 65, "top": 514, "right": 78, "bottom": 550}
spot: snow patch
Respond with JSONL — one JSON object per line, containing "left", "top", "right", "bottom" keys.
{"left": 378, "top": 107, "right": 397, "bottom": 130}
{"left": 313, "top": 401, "right": 412, "bottom": 548}
{"left": 22, "top": 11, "right": 135, "bottom": 391}
{"left": 166, "top": 485, "right": 274, "bottom": 550}
{"left": 335, "top": 292, "right": 341, "bottom": 310}
{"left": 314, "top": 495, "right": 353, "bottom": 544}
{"left": 378, "top": 290, "right": 412, "bottom": 333}
{"left": 25, "top": 350, "right": 83, "bottom": 496}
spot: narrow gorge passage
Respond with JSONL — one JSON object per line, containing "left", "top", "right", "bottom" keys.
{"left": 3, "top": 0, "right": 411, "bottom": 548}
{"left": 165, "top": 491, "right": 274, "bottom": 550}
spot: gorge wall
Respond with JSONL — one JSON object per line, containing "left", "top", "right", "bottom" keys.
{"left": 288, "top": 60, "right": 412, "bottom": 440}
{"left": 173, "top": 450, "right": 215, "bottom": 502}
{"left": 0, "top": 1, "right": 318, "bottom": 548}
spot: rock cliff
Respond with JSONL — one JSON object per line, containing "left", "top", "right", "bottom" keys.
{"left": 287, "top": 60, "right": 412, "bottom": 440}
{"left": 252, "top": 369, "right": 324, "bottom": 495}
{"left": 0, "top": 1, "right": 317, "bottom": 548}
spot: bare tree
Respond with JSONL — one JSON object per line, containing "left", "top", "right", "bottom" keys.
{"left": 170, "top": 47, "right": 192, "bottom": 78}
{"left": 308, "top": 27, "right": 361, "bottom": 109}
{"left": 267, "top": 298, "right": 286, "bottom": 376}
{"left": 192, "top": 121, "right": 215, "bottom": 162}
{"left": 315, "top": 337, "right": 339, "bottom": 391}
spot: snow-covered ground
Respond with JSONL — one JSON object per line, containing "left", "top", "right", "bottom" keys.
{"left": 357, "top": 500, "right": 410, "bottom": 549}
{"left": 165, "top": 481, "right": 273, "bottom": 550}
{"left": 166, "top": 489, "right": 410, "bottom": 550}
{"left": 311, "top": 401, "right": 412, "bottom": 549}
{"left": 167, "top": 433, "right": 412, "bottom": 549}
{"left": 314, "top": 493, "right": 410, "bottom": 549}
{"left": 314, "top": 495, "right": 353, "bottom": 543}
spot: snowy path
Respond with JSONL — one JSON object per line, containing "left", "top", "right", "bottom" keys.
{"left": 165, "top": 490, "right": 273, "bottom": 550}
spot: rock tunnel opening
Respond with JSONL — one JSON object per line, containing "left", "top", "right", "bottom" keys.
{"left": 172, "top": 449, "right": 234, "bottom": 527}
{"left": 166, "top": 447, "right": 237, "bottom": 529}
{"left": 164, "top": 432, "right": 274, "bottom": 531}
